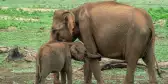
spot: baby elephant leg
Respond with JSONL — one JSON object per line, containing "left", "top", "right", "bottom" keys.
{"left": 66, "top": 67, "right": 72, "bottom": 84}
{"left": 65, "top": 57, "right": 72, "bottom": 84}
{"left": 38, "top": 61, "right": 50, "bottom": 84}
{"left": 38, "top": 69, "right": 50, "bottom": 84}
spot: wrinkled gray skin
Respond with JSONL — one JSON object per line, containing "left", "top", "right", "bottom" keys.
{"left": 50, "top": 1, "right": 160, "bottom": 84}
{"left": 35, "top": 42, "right": 86, "bottom": 84}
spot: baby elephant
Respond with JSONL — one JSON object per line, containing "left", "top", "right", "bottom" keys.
{"left": 35, "top": 42, "right": 86, "bottom": 84}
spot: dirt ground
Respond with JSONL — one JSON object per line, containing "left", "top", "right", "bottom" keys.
{"left": 0, "top": 61, "right": 168, "bottom": 84}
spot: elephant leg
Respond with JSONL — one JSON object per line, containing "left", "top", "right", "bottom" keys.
{"left": 84, "top": 58, "right": 92, "bottom": 84}
{"left": 89, "top": 58, "right": 104, "bottom": 84}
{"left": 78, "top": 8, "right": 99, "bottom": 58}
{"left": 66, "top": 68, "right": 72, "bottom": 84}
{"left": 61, "top": 71, "right": 66, "bottom": 84}
{"left": 38, "top": 63, "right": 50, "bottom": 84}
{"left": 66, "top": 64, "right": 72, "bottom": 84}
{"left": 142, "top": 47, "right": 157, "bottom": 84}
{"left": 124, "top": 52, "right": 139, "bottom": 84}
{"left": 53, "top": 72, "right": 61, "bottom": 84}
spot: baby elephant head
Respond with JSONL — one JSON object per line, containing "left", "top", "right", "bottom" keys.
{"left": 70, "top": 43, "right": 86, "bottom": 61}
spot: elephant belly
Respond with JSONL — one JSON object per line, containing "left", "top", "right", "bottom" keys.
{"left": 95, "top": 32, "right": 126, "bottom": 59}
{"left": 91, "top": 19, "right": 129, "bottom": 59}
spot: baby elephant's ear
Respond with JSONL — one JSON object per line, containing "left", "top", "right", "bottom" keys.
{"left": 70, "top": 45, "right": 77, "bottom": 54}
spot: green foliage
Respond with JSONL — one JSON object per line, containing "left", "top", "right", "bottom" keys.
{"left": 148, "top": 7, "right": 168, "bottom": 21}
{"left": 0, "top": 8, "right": 53, "bottom": 18}
{"left": 0, "top": 29, "right": 50, "bottom": 49}
{"left": 0, "top": 8, "right": 53, "bottom": 29}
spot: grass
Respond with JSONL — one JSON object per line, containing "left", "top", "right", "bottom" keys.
{"left": 0, "top": 8, "right": 53, "bottom": 49}
{"left": 148, "top": 7, "right": 168, "bottom": 21}
{"left": 0, "top": 8, "right": 53, "bottom": 29}
{"left": 0, "top": 0, "right": 168, "bottom": 84}
{"left": 0, "top": 0, "right": 103, "bottom": 9}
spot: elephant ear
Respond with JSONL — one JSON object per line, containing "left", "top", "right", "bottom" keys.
{"left": 62, "top": 11, "right": 75, "bottom": 35}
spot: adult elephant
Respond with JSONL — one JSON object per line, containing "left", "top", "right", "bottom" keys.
{"left": 50, "top": 1, "right": 160, "bottom": 84}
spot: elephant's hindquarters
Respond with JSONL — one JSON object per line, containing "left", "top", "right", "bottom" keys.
{"left": 40, "top": 45, "right": 66, "bottom": 73}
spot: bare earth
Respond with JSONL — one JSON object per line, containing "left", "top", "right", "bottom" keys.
{"left": 0, "top": 61, "right": 168, "bottom": 84}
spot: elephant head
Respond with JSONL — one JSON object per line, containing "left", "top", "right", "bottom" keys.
{"left": 51, "top": 10, "right": 78, "bottom": 42}
{"left": 69, "top": 42, "right": 86, "bottom": 61}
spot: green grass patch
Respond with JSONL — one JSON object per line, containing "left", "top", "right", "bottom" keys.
{"left": 0, "top": 19, "right": 51, "bottom": 29}
{"left": 148, "top": 7, "right": 168, "bottom": 21}
{"left": 0, "top": 8, "right": 54, "bottom": 30}
{"left": 0, "top": 29, "right": 50, "bottom": 49}
{"left": 0, "top": 0, "right": 110, "bottom": 9}
{"left": 0, "top": 8, "right": 53, "bottom": 18}
{"left": 0, "top": 8, "right": 53, "bottom": 29}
